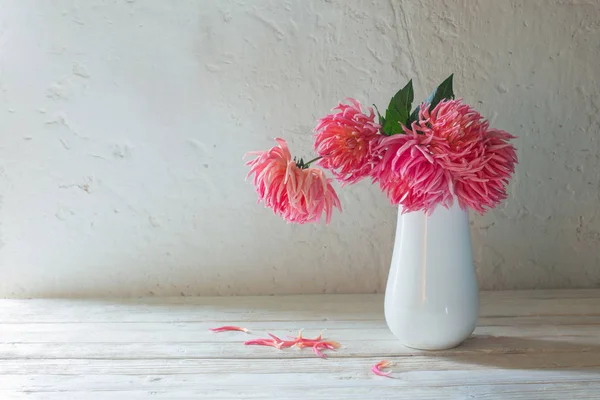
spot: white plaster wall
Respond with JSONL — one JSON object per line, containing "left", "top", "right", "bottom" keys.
{"left": 0, "top": 0, "right": 598, "bottom": 297}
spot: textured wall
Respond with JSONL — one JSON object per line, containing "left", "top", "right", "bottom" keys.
{"left": 0, "top": 0, "right": 598, "bottom": 297}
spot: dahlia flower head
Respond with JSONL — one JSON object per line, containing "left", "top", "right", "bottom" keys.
{"left": 313, "top": 98, "right": 381, "bottom": 185}
{"left": 245, "top": 138, "right": 341, "bottom": 224}
{"left": 372, "top": 99, "right": 518, "bottom": 214}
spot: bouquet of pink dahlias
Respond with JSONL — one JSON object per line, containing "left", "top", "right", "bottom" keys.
{"left": 246, "top": 75, "right": 517, "bottom": 223}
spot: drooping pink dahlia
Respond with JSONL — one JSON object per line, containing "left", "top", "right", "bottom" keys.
{"left": 314, "top": 98, "right": 381, "bottom": 185}
{"left": 245, "top": 138, "right": 341, "bottom": 224}
{"left": 372, "top": 99, "right": 517, "bottom": 214}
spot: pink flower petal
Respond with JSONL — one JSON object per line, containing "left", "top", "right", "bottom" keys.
{"left": 372, "top": 360, "right": 393, "bottom": 377}
{"left": 209, "top": 326, "right": 249, "bottom": 333}
{"left": 267, "top": 333, "right": 297, "bottom": 349}
{"left": 244, "top": 338, "right": 279, "bottom": 347}
{"left": 312, "top": 342, "right": 328, "bottom": 359}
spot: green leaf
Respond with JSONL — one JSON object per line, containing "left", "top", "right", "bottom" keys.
{"left": 427, "top": 73, "right": 454, "bottom": 109}
{"left": 383, "top": 109, "right": 405, "bottom": 135}
{"left": 381, "top": 80, "right": 414, "bottom": 136}
{"left": 407, "top": 74, "right": 455, "bottom": 125}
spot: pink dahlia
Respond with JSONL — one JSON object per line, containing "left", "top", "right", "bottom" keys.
{"left": 245, "top": 138, "right": 341, "bottom": 224}
{"left": 372, "top": 99, "right": 517, "bottom": 214}
{"left": 372, "top": 130, "right": 455, "bottom": 214}
{"left": 454, "top": 128, "right": 517, "bottom": 213}
{"left": 314, "top": 98, "right": 381, "bottom": 185}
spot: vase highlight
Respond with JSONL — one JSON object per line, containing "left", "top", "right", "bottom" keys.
{"left": 384, "top": 202, "right": 478, "bottom": 350}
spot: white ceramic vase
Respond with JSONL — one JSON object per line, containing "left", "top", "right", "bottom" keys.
{"left": 384, "top": 202, "right": 478, "bottom": 350}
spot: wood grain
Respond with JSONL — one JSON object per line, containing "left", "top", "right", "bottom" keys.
{"left": 1, "top": 290, "right": 600, "bottom": 399}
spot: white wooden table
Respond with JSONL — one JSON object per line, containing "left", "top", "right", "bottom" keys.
{"left": 1, "top": 290, "right": 600, "bottom": 399}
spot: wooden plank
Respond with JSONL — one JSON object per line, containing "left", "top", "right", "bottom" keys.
{"left": 3, "top": 322, "right": 600, "bottom": 344}
{"left": 2, "top": 370, "right": 600, "bottom": 392}
{"left": 4, "top": 383, "right": 600, "bottom": 400}
{"left": 2, "top": 316, "right": 599, "bottom": 339}
{"left": 1, "top": 352, "right": 599, "bottom": 375}
{"left": 478, "top": 315, "right": 600, "bottom": 326}
{"left": 482, "top": 289, "right": 600, "bottom": 300}
{"left": 0, "top": 297, "right": 382, "bottom": 323}
{"left": 2, "top": 291, "right": 600, "bottom": 323}
{"left": 2, "top": 334, "right": 600, "bottom": 360}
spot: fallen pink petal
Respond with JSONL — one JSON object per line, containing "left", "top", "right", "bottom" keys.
{"left": 292, "top": 331, "right": 331, "bottom": 348}
{"left": 297, "top": 331, "right": 322, "bottom": 342}
{"left": 244, "top": 338, "right": 279, "bottom": 348}
{"left": 209, "top": 326, "right": 249, "bottom": 333}
{"left": 312, "top": 343, "right": 327, "bottom": 359}
{"left": 312, "top": 342, "right": 337, "bottom": 359}
{"left": 243, "top": 330, "right": 341, "bottom": 359}
{"left": 297, "top": 339, "right": 340, "bottom": 350}
{"left": 267, "top": 333, "right": 297, "bottom": 349}
{"left": 372, "top": 360, "right": 393, "bottom": 377}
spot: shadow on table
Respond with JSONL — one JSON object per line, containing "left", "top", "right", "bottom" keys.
{"left": 437, "top": 334, "right": 600, "bottom": 371}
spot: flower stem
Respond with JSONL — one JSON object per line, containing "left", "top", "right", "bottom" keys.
{"left": 302, "top": 156, "right": 322, "bottom": 168}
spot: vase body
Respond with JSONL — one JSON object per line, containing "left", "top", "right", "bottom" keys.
{"left": 384, "top": 202, "right": 478, "bottom": 350}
